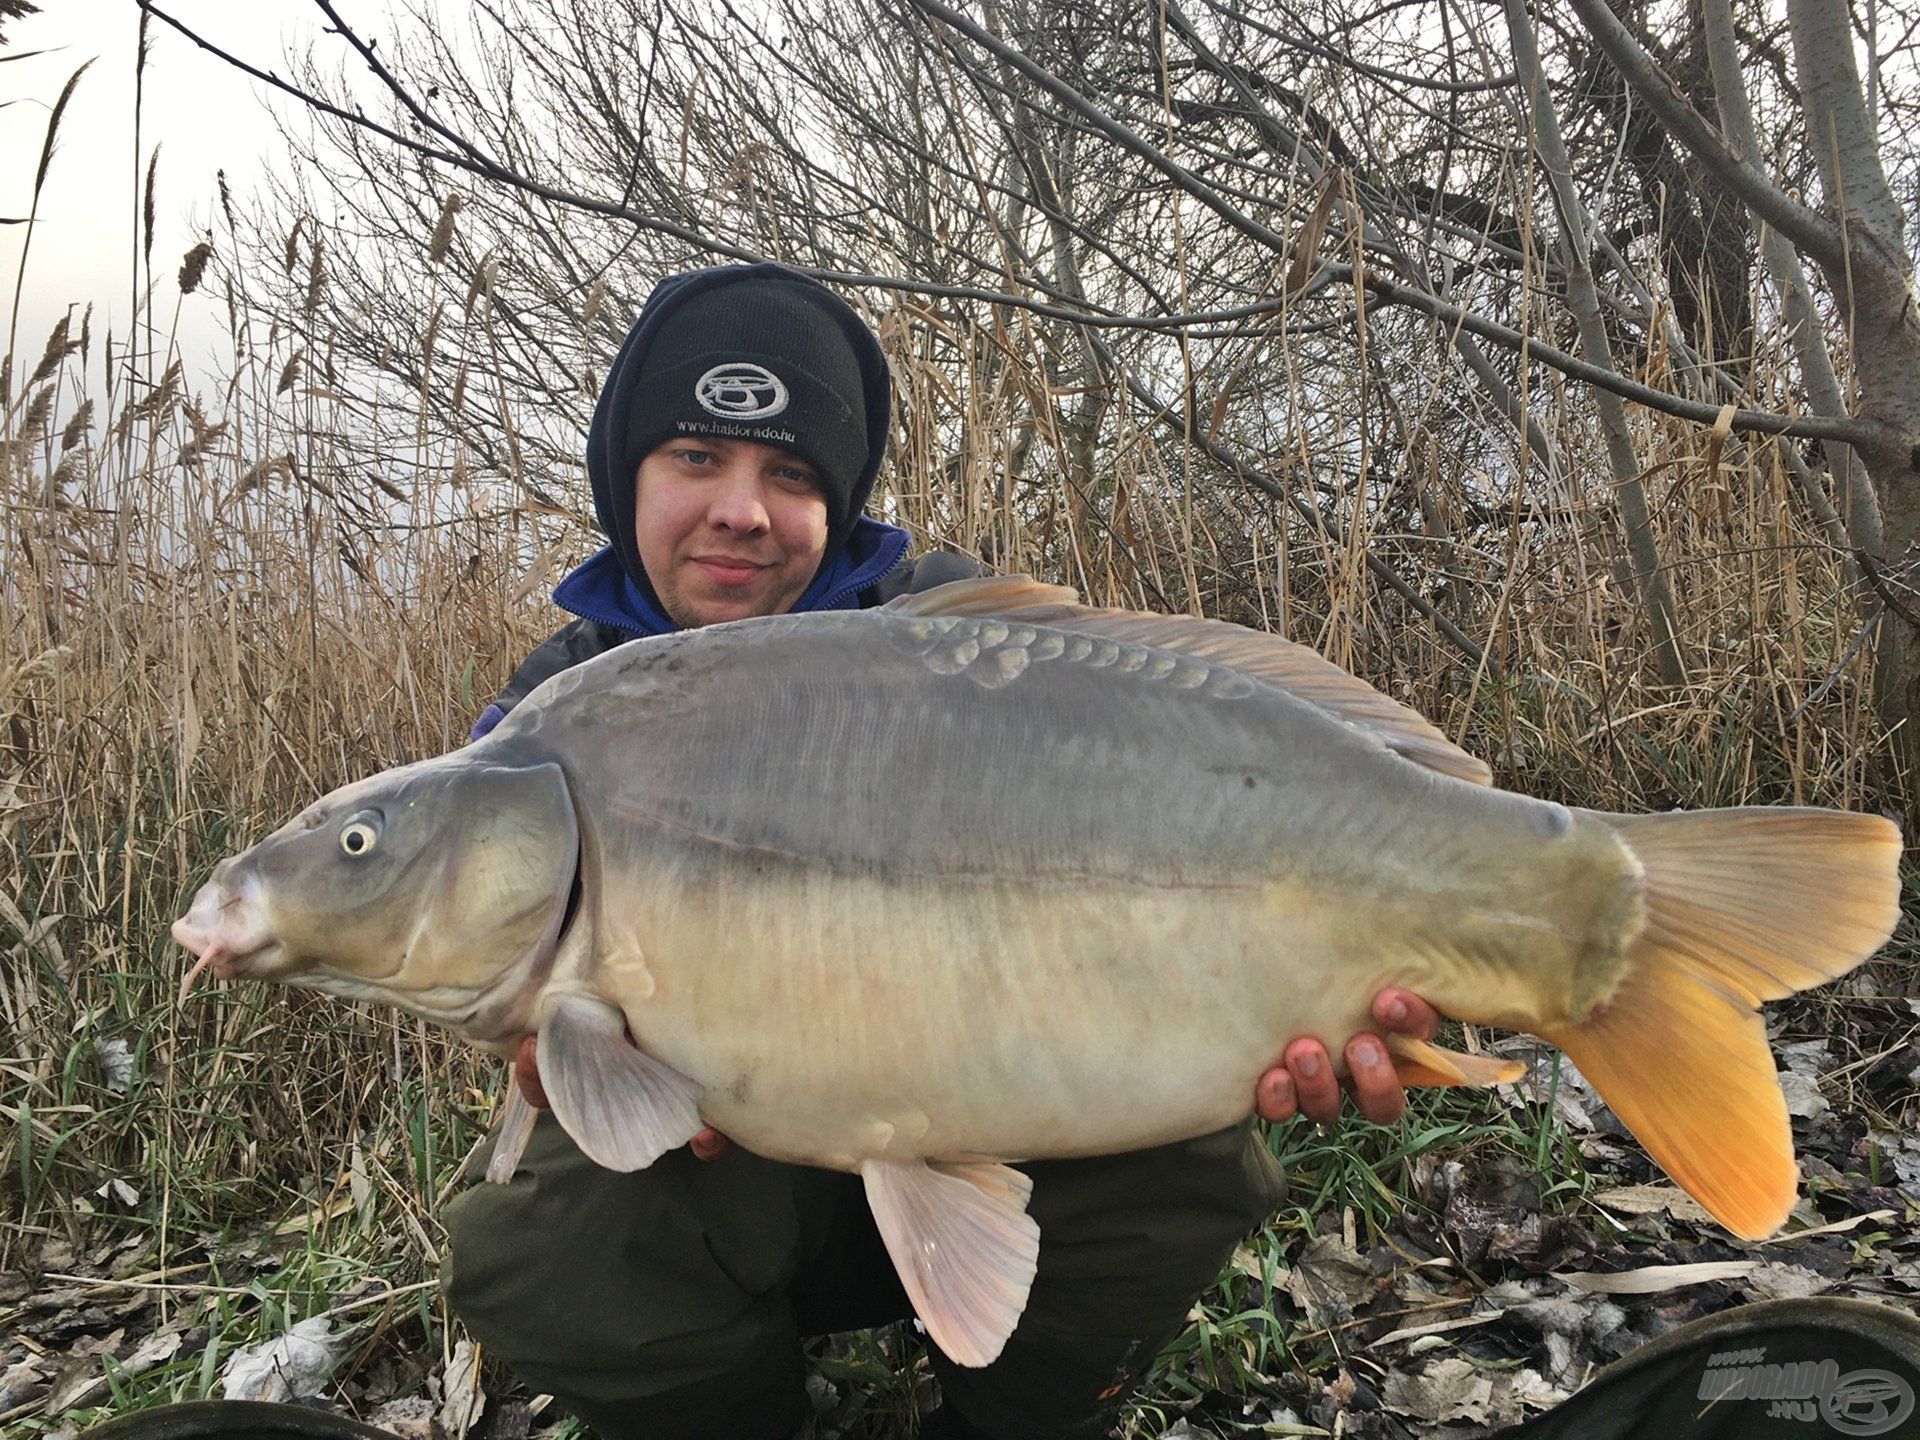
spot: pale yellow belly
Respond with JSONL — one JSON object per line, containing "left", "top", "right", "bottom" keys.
{"left": 588, "top": 866, "right": 1396, "bottom": 1170}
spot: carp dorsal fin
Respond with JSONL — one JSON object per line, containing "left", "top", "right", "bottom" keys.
{"left": 882, "top": 574, "right": 1080, "bottom": 616}
{"left": 886, "top": 576, "right": 1492, "bottom": 786}
{"left": 537, "top": 994, "right": 704, "bottom": 1171}
{"left": 861, "top": 1157, "right": 1040, "bottom": 1368}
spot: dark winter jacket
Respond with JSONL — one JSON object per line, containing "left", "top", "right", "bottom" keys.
{"left": 471, "top": 543, "right": 982, "bottom": 740}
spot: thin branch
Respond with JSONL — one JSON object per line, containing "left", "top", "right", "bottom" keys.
{"left": 1079, "top": 332, "right": 1492, "bottom": 670}
{"left": 1563, "top": 0, "right": 1844, "bottom": 270}
{"left": 1333, "top": 263, "right": 1893, "bottom": 449}
{"left": 904, "top": 0, "right": 1297, "bottom": 256}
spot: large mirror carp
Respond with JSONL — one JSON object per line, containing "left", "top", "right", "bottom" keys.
{"left": 173, "top": 577, "right": 1903, "bottom": 1367}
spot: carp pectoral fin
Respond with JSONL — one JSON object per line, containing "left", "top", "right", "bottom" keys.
{"left": 484, "top": 1076, "right": 539, "bottom": 1185}
{"left": 1544, "top": 806, "right": 1902, "bottom": 1240}
{"left": 861, "top": 1158, "right": 1041, "bottom": 1369}
{"left": 1386, "top": 1034, "right": 1526, "bottom": 1087}
{"left": 537, "top": 994, "right": 703, "bottom": 1172}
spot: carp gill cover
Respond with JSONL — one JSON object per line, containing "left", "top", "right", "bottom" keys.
{"left": 173, "top": 577, "right": 1904, "bottom": 1368}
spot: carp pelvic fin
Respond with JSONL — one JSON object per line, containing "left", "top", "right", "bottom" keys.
{"left": 1543, "top": 807, "right": 1902, "bottom": 1240}
{"left": 537, "top": 994, "right": 704, "bottom": 1172}
{"left": 484, "top": 1074, "right": 540, "bottom": 1185}
{"left": 861, "top": 1158, "right": 1041, "bottom": 1369}
{"left": 1385, "top": 1034, "right": 1525, "bottom": 1087}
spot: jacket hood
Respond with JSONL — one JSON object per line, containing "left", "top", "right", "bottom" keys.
{"left": 551, "top": 514, "right": 911, "bottom": 638}
{"left": 585, "top": 263, "right": 893, "bottom": 606}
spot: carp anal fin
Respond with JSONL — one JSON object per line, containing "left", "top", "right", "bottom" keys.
{"left": 861, "top": 1158, "right": 1040, "bottom": 1369}
{"left": 538, "top": 994, "right": 704, "bottom": 1172}
{"left": 1542, "top": 807, "right": 1901, "bottom": 1240}
{"left": 484, "top": 1075, "right": 540, "bottom": 1185}
{"left": 1386, "top": 1034, "right": 1525, "bottom": 1087}
{"left": 885, "top": 576, "right": 1490, "bottom": 786}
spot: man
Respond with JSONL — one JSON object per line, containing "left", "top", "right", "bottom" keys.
{"left": 442, "top": 262, "right": 1440, "bottom": 1439}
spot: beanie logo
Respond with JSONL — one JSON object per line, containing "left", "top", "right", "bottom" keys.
{"left": 695, "top": 363, "right": 790, "bottom": 420}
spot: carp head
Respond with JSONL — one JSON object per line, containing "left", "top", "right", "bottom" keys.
{"left": 172, "top": 758, "right": 579, "bottom": 1037}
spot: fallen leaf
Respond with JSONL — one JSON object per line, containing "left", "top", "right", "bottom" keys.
{"left": 92, "top": 1038, "right": 133, "bottom": 1093}
{"left": 1382, "top": 1356, "right": 1493, "bottom": 1424}
{"left": 485, "top": 1397, "right": 534, "bottom": 1440}
{"left": 92, "top": 1177, "right": 140, "bottom": 1207}
{"left": 1286, "top": 1235, "right": 1375, "bottom": 1327}
{"left": 1372, "top": 1313, "right": 1498, "bottom": 1347}
{"left": 1591, "top": 1185, "right": 1715, "bottom": 1225}
{"left": 47, "top": 1325, "right": 189, "bottom": 1412}
{"left": 1554, "top": 1261, "right": 1755, "bottom": 1294}
{"left": 1254, "top": 1404, "right": 1324, "bottom": 1436}
{"left": 0, "top": 1356, "right": 50, "bottom": 1411}
{"left": 43, "top": 1329, "right": 125, "bottom": 1415}
{"left": 369, "top": 1396, "right": 443, "bottom": 1440}
{"left": 1496, "top": 1043, "right": 1605, "bottom": 1132}
{"left": 1869, "top": 1130, "right": 1920, "bottom": 1190}
{"left": 1779, "top": 1071, "right": 1830, "bottom": 1119}
{"left": 1762, "top": 1209, "right": 1897, "bottom": 1244}
{"left": 1504, "top": 1367, "right": 1570, "bottom": 1412}
{"left": 1741, "top": 1262, "right": 1831, "bottom": 1301}
{"left": 1228, "top": 1243, "right": 1268, "bottom": 1280}
{"left": 219, "top": 1315, "right": 342, "bottom": 1401}
{"left": 438, "top": 1339, "right": 483, "bottom": 1438}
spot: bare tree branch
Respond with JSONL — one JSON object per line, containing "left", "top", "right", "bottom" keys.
{"left": 1563, "top": 0, "right": 1844, "bottom": 270}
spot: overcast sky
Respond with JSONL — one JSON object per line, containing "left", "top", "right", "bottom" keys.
{"left": 2, "top": 0, "right": 377, "bottom": 386}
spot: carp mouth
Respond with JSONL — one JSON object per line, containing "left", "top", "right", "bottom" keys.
{"left": 173, "top": 870, "right": 285, "bottom": 999}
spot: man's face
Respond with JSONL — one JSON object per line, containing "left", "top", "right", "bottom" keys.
{"left": 634, "top": 436, "right": 831, "bottom": 627}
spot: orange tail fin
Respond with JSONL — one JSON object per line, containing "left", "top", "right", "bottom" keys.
{"left": 1541, "top": 807, "right": 1901, "bottom": 1239}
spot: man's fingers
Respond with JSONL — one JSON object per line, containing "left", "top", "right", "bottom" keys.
{"left": 1254, "top": 1067, "right": 1298, "bottom": 1123}
{"left": 1372, "top": 987, "right": 1441, "bottom": 1041}
{"left": 1345, "top": 1033, "right": 1407, "bottom": 1124}
{"left": 1282, "top": 1037, "right": 1343, "bottom": 1125}
{"left": 511, "top": 1034, "right": 550, "bottom": 1110}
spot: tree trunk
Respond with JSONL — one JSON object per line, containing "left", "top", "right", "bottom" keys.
{"left": 1508, "top": 0, "right": 1687, "bottom": 686}
{"left": 1789, "top": 0, "right": 1920, "bottom": 796}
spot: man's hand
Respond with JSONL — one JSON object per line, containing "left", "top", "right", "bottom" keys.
{"left": 1254, "top": 989, "right": 1440, "bottom": 1126}
{"left": 512, "top": 1034, "right": 733, "bottom": 1160}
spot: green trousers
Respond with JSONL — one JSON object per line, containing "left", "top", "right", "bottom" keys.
{"left": 442, "top": 1113, "right": 1287, "bottom": 1440}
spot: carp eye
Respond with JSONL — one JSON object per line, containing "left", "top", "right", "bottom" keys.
{"left": 339, "top": 813, "right": 382, "bottom": 857}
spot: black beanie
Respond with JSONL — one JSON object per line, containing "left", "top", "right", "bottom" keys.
{"left": 586, "top": 264, "right": 891, "bottom": 595}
